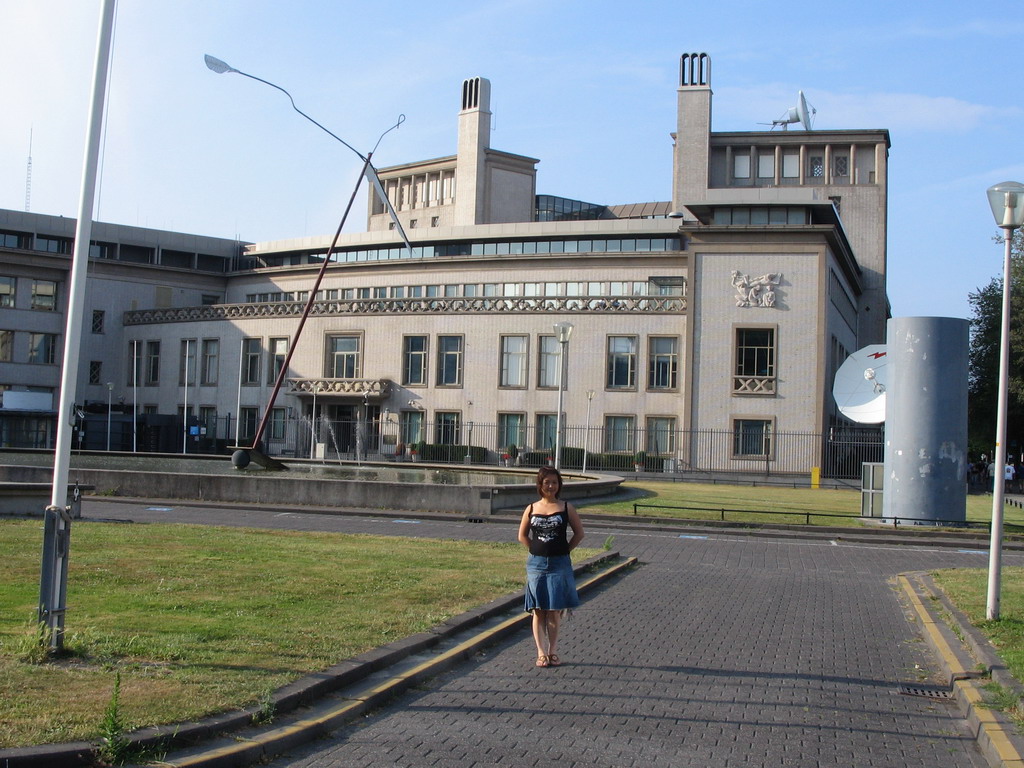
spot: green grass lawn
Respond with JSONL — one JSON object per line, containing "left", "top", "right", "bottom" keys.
{"left": 0, "top": 519, "right": 597, "bottom": 748}
{"left": 579, "top": 480, "right": 1024, "bottom": 530}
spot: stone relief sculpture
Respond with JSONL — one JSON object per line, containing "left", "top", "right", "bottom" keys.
{"left": 731, "top": 270, "right": 782, "bottom": 308}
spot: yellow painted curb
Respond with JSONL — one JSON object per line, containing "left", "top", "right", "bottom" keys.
{"left": 161, "top": 556, "right": 638, "bottom": 767}
{"left": 898, "top": 574, "right": 1024, "bottom": 767}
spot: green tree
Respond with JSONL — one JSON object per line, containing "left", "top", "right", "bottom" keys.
{"left": 968, "top": 227, "right": 1024, "bottom": 457}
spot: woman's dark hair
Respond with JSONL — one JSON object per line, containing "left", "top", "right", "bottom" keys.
{"left": 536, "top": 466, "right": 563, "bottom": 498}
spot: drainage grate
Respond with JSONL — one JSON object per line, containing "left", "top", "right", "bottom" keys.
{"left": 898, "top": 683, "right": 953, "bottom": 699}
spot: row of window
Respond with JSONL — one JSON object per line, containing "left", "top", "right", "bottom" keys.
{"left": 0, "top": 231, "right": 231, "bottom": 272}
{"left": 247, "top": 237, "right": 681, "bottom": 269}
{"left": 128, "top": 327, "right": 774, "bottom": 396}
{"left": 245, "top": 277, "right": 685, "bottom": 305}
{"left": 0, "top": 277, "right": 58, "bottom": 311}
{"left": 0, "top": 330, "right": 58, "bottom": 365}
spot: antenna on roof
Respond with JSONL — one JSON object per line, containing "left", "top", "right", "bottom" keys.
{"left": 767, "top": 90, "right": 815, "bottom": 131}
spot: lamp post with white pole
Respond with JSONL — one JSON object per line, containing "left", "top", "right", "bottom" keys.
{"left": 310, "top": 382, "right": 322, "bottom": 460}
{"left": 553, "top": 322, "right": 574, "bottom": 470}
{"left": 106, "top": 382, "right": 113, "bottom": 451}
{"left": 986, "top": 181, "right": 1024, "bottom": 621}
{"left": 582, "top": 389, "right": 595, "bottom": 474}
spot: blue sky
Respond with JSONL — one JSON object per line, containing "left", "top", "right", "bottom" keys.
{"left": 1, "top": 0, "right": 1022, "bottom": 322}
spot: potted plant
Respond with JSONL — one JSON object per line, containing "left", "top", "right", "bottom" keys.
{"left": 410, "top": 442, "right": 421, "bottom": 462}
{"left": 634, "top": 450, "right": 646, "bottom": 472}
{"left": 507, "top": 444, "right": 519, "bottom": 467}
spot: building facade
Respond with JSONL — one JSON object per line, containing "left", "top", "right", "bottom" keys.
{"left": 0, "top": 53, "right": 889, "bottom": 477}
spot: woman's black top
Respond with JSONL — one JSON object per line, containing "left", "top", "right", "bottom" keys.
{"left": 528, "top": 503, "right": 570, "bottom": 557}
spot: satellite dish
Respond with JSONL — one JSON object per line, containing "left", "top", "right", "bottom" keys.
{"left": 769, "top": 90, "right": 816, "bottom": 131}
{"left": 832, "top": 345, "right": 888, "bottom": 424}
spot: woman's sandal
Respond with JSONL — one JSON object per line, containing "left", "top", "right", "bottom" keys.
{"left": 536, "top": 654, "right": 550, "bottom": 667}
{"left": 547, "top": 654, "right": 561, "bottom": 667}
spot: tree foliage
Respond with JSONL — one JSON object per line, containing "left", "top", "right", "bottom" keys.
{"left": 968, "top": 227, "right": 1024, "bottom": 456}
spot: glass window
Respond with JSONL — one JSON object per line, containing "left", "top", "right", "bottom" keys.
{"left": 757, "top": 154, "right": 774, "bottom": 178}
{"left": 201, "top": 339, "right": 219, "bottom": 386}
{"left": 733, "top": 419, "right": 772, "bottom": 457}
{"left": 437, "top": 335, "right": 463, "bottom": 386}
{"left": 269, "top": 407, "right": 287, "bottom": 440}
{"left": 809, "top": 156, "right": 824, "bottom": 178}
{"left": 329, "top": 335, "right": 361, "bottom": 379}
{"left": 400, "top": 410, "right": 424, "bottom": 446}
{"left": 607, "top": 336, "right": 637, "bottom": 389}
{"left": 734, "top": 154, "right": 750, "bottom": 179}
{"left": 179, "top": 339, "right": 197, "bottom": 385}
{"left": 536, "top": 414, "right": 558, "bottom": 455}
{"left": 500, "top": 335, "right": 528, "bottom": 388}
{"left": 91, "top": 309, "right": 105, "bottom": 334}
{"left": 88, "top": 361, "right": 102, "bottom": 385}
{"left": 497, "top": 413, "right": 525, "bottom": 452}
{"left": 239, "top": 407, "right": 258, "bottom": 443}
{"left": 241, "top": 338, "right": 261, "bottom": 385}
{"left": 646, "top": 417, "right": 677, "bottom": 456}
{"left": 28, "top": 333, "right": 56, "bottom": 364}
{"left": 0, "top": 277, "right": 13, "bottom": 307}
{"left": 538, "top": 335, "right": 559, "bottom": 388}
{"left": 268, "top": 337, "right": 288, "bottom": 385}
{"left": 734, "top": 328, "right": 777, "bottom": 395}
{"left": 0, "top": 330, "right": 12, "bottom": 362}
{"left": 435, "top": 411, "right": 461, "bottom": 444}
{"left": 648, "top": 337, "right": 678, "bottom": 390}
{"left": 782, "top": 153, "right": 799, "bottom": 178}
{"left": 31, "top": 280, "right": 57, "bottom": 311}
{"left": 605, "top": 415, "right": 635, "bottom": 453}
{"left": 403, "top": 335, "right": 428, "bottom": 386}
{"left": 145, "top": 341, "right": 160, "bottom": 385}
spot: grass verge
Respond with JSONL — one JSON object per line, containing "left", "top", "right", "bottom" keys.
{"left": 0, "top": 518, "right": 597, "bottom": 748}
{"left": 931, "top": 567, "right": 1024, "bottom": 720}
{"left": 580, "top": 480, "right": 1024, "bottom": 530}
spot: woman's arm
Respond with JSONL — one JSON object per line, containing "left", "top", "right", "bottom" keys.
{"left": 566, "top": 504, "right": 585, "bottom": 551}
{"left": 517, "top": 507, "right": 533, "bottom": 549}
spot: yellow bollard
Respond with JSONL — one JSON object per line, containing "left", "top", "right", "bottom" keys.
{"left": 811, "top": 466, "right": 820, "bottom": 489}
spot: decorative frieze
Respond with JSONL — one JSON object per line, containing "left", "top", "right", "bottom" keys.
{"left": 730, "top": 271, "right": 782, "bottom": 308}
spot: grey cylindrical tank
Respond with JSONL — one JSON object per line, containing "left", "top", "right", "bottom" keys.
{"left": 882, "top": 317, "right": 969, "bottom": 524}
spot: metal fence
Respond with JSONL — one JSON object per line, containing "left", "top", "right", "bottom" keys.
{"left": 2, "top": 411, "right": 883, "bottom": 480}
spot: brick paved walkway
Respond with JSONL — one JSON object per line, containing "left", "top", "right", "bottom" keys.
{"left": 86, "top": 500, "right": 1010, "bottom": 767}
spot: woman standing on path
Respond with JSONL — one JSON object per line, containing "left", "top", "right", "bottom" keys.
{"left": 518, "top": 466, "right": 585, "bottom": 668}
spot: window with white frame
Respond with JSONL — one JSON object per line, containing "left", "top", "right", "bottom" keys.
{"left": 733, "top": 154, "right": 751, "bottom": 179}
{"left": 268, "top": 337, "right": 288, "bottom": 385}
{"left": 604, "top": 415, "right": 635, "bottom": 453}
{"left": 733, "top": 418, "right": 773, "bottom": 457}
{"left": 607, "top": 336, "right": 637, "bottom": 389}
{"left": 329, "top": 335, "right": 361, "bottom": 379}
{"left": 437, "top": 335, "right": 463, "bottom": 386}
{"left": 145, "top": 341, "right": 160, "bottom": 385}
{"left": 497, "top": 413, "right": 525, "bottom": 452}
{"left": 645, "top": 416, "right": 676, "bottom": 455}
{"left": 403, "top": 335, "right": 428, "bottom": 386}
{"left": 435, "top": 411, "right": 461, "bottom": 444}
{"left": 538, "top": 335, "right": 559, "bottom": 388}
{"left": 500, "top": 335, "right": 528, "bottom": 388}
{"left": 400, "top": 410, "right": 424, "bottom": 446}
{"left": 734, "top": 327, "right": 776, "bottom": 395}
{"left": 757, "top": 153, "right": 774, "bottom": 179}
{"left": 241, "top": 338, "right": 261, "bottom": 385}
{"left": 648, "top": 337, "right": 678, "bottom": 390}
{"left": 201, "top": 339, "right": 219, "bottom": 386}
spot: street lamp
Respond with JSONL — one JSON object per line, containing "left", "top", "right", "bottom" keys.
{"left": 310, "top": 382, "right": 322, "bottom": 460}
{"left": 553, "top": 322, "right": 574, "bottom": 470}
{"left": 105, "top": 382, "right": 113, "bottom": 451}
{"left": 582, "top": 389, "right": 595, "bottom": 474}
{"left": 986, "top": 181, "right": 1024, "bottom": 621}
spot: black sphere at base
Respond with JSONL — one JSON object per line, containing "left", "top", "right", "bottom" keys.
{"left": 232, "top": 450, "right": 251, "bottom": 469}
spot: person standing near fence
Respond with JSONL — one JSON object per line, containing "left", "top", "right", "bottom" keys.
{"left": 518, "top": 466, "right": 584, "bottom": 668}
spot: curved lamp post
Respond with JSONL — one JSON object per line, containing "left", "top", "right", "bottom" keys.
{"left": 204, "top": 55, "right": 410, "bottom": 469}
{"left": 553, "top": 322, "right": 574, "bottom": 470}
{"left": 986, "top": 181, "right": 1024, "bottom": 620}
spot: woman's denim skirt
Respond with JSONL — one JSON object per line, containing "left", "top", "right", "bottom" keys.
{"left": 525, "top": 553, "right": 580, "bottom": 612}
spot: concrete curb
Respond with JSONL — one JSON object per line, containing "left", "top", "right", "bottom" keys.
{"left": 898, "top": 572, "right": 1024, "bottom": 768}
{"left": 0, "top": 552, "right": 635, "bottom": 768}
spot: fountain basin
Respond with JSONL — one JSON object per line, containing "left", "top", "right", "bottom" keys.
{"left": 0, "top": 452, "right": 623, "bottom": 515}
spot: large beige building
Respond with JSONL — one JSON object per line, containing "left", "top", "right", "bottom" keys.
{"left": 0, "top": 53, "right": 889, "bottom": 477}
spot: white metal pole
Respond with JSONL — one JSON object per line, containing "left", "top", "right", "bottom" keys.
{"left": 987, "top": 229, "right": 1014, "bottom": 620}
{"left": 235, "top": 337, "right": 245, "bottom": 446}
{"left": 555, "top": 340, "right": 567, "bottom": 470}
{"left": 132, "top": 340, "right": 138, "bottom": 452}
{"left": 310, "top": 384, "right": 318, "bottom": 459}
{"left": 106, "top": 382, "right": 112, "bottom": 450}
{"left": 182, "top": 339, "right": 190, "bottom": 453}
{"left": 50, "top": 0, "right": 116, "bottom": 510}
{"left": 583, "top": 390, "right": 594, "bottom": 474}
